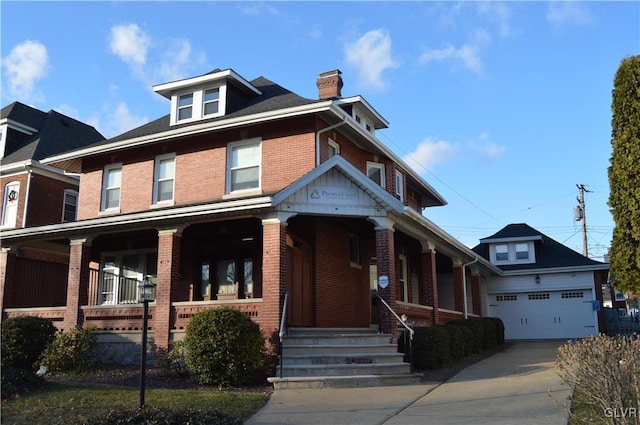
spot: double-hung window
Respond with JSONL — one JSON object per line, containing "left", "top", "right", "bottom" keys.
{"left": 495, "top": 244, "right": 509, "bottom": 262}
{"left": 515, "top": 243, "right": 530, "bottom": 260}
{"left": 102, "top": 164, "right": 122, "bottom": 211}
{"left": 177, "top": 93, "right": 193, "bottom": 121}
{"left": 227, "top": 139, "right": 261, "bottom": 193}
{"left": 203, "top": 88, "right": 220, "bottom": 116}
{"left": 395, "top": 170, "right": 404, "bottom": 202}
{"left": 328, "top": 138, "right": 340, "bottom": 158}
{"left": 153, "top": 153, "right": 175, "bottom": 204}
{"left": 367, "top": 162, "right": 385, "bottom": 187}
{"left": 62, "top": 190, "right": 79, "bottom": 222}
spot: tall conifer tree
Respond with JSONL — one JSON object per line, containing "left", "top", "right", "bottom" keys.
{"left": 608, "top": 55, "right": 640, "bottom": 294}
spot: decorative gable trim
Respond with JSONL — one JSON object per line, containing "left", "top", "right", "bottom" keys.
{"left": 272, "top": 155, "right": 405, "bottom": 215}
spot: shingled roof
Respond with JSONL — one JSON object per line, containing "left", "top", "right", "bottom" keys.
{"left": 1, "top": 102, "right": 105, "bottom": 164}
{"left": 472, "top": 223, "right": 607, "bottom": 271}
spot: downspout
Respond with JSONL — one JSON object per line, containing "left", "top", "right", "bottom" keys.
{"left": 22, "top": 163, "right": 33, "bottom": 228}
{"left": 315, "top": 116, "right": 348, "bottom": 166}
{"left": 462, "top": 257, "right": 478, "bottom": 319}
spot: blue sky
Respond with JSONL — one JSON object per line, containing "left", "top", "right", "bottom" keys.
{"left": 2, "top": 1, "right": 639, "bottom": 260}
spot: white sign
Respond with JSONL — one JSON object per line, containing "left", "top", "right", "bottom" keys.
{"left": 308, "top": 186, "right": 358, "bottom": 205}
{"left": 378, "top": 275, "right": 389, "bottom": 289}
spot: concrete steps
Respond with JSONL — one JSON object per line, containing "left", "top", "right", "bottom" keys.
{"left": 268, "top": 327, "right": 421, "bottom": 389}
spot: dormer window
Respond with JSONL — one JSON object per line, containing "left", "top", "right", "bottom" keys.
{"left": 154, "top": 69, "right": 261, "bottom": 126}
{"left": 203, "top": 88, "right": 220, "bottom": 116}
{"left": 178, "top": 94, "right": 193, "bottom": 121}
{"left": 491, "top": 241, "right": 535, "bottom": 265}
{"left": 353, "top": 109, "right": 375, "bottom": 135}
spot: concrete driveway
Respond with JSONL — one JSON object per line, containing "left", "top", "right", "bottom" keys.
{"left": 245, "top": 340, "right": 571, "bottom": 425}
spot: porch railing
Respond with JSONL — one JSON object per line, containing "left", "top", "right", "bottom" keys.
{"left": 88, "top": 270, "right": 154, "bottom": 306}
{"left": 278, "top": 293, "right": 289, "bottom": 378}
{"left": 371, "top": 291, "right": 414, "bottom": 371}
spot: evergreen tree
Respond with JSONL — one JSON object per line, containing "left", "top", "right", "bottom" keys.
{"left": 608, "top": 55, "right": 640, "bottom": 294}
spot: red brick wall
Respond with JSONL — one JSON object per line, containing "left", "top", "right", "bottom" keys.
{"left": 375, "top": 227, "right": 397, "bottom": 334}
{"left": 0, "top": 173, "right": 29, "bottom": 228}
{"left": 25, "top": 174, "right": 78, "bottom": 226}
{"left": 421, "top": 249, "right": 439, "bottom": 324}
{"left": 471, "top": 273, "right": 481, "bottom": 316}
{"left": 314, "top": 220, "right": 369, "bottom": 327}
{"left": 63, "top": 240, "right": 91, "bottom": 329}
{"left": 154, "top": 230, "right": 182, "bottom": 351}
{"left": 453, "top": 265, "right": 464, "bottom": 313}
{"left": 78, "top": 119, "right": 317, "bottom": 219}
{"left": 261, "top": 220, "right": 286, "bottom": 352}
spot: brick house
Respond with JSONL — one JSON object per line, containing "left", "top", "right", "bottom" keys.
{"left": 0, "top": 102, "right": 104, "bottom": 311}
{"left": 0, "top": 69, "right": 500, "bottom": 374}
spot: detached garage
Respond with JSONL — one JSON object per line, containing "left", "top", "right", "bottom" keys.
{"left": 474, "top": 224, "right": 608, "bottom": 340}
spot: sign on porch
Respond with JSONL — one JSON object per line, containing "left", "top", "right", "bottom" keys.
{"left": 308, "top": 185, "right": 358, "bottom": 205}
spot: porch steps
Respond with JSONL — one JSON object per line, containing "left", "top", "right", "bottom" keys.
{"left": 268, "top": 327, "right": 422, "bottom": 389}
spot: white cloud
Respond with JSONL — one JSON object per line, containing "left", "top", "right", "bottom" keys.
{"left": 89, "top": 102, "right": 148, "bottom": 139}
{"left": 2, "top": 40, "right": 50, "bottom": 102}
{"left": 419, "top": 29, "right": 489, "bottom": 74}
{"left": 109, "top": 24, "right": 150, "bottom": 69}
{"left": 547, "top": 2, "right": 593, "bottom": 26}
{"left": 469, "top": 141, "right": 505, "bottom": 163}
{"left": 403, "top": 137, "right": 460, "bottom": 171}
{"left": 404, "top": 134, "right": 505, "bottom": 172}
{"left": 108, "top": 23, "right": 206, "bottom": 87}
{"left": 476, "top": 2, "right": 515, "bottom": 38}
{"left": 345, "top": 29, "right": 399, "bottom": 91}
{"left": 55, "top": 103, "right": 80, "bottom": 120}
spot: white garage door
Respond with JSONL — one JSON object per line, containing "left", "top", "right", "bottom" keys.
{"left": 488, "top": 290, "right": 597, "bottom": 339}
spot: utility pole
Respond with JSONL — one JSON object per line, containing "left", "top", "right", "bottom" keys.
{"left": 575, "top": 184, "right": 591, "bottom": 257}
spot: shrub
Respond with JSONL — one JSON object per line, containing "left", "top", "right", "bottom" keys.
{"left": 89, "top": 406, "right": 242, "bottom": 425}
{"left": 453, "top": 324, "right": 475, "bottom": 357}
{"left": 184, "top": 308, "right": 265, "bottom": 387}
{"left": 480, "top": 317, "right": 498, "bottom": 350}
{"left": 412, "top": 326, "right": 451, "bottom": 369}
{"left": 485, "top": 317, "right": 505, "bottom": 346}
{"left": 1, "top": 366, "right": 45, "bottom": 400}
{"left": 449, "top": 319, "right": 483, "bottom": 354}
{"left": 443, "top": 325, "right": 465, "bottom": 361}
{"left": 157, "top": 339, "right": 189, "bottom": 377}
{"left": 556, "top": 335, "right": 640, "bottom": 425}
{"left": 1, "top": 316, "right": 57, "bottom": 370}
{"left": 40, "top": 326, "right": 98, "bottom": 375}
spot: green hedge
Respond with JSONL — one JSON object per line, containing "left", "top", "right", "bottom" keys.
{"left": 1, "top": 316, "right": 57, "bottom": 371}
{"left": 413, "top": 326, "right": 451, "bottom": 369}
{"left": 406, "top": 317, "right": 506, "bottom": 370}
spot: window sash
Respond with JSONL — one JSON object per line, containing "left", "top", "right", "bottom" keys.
{"left": 154, "top": 156, "right": 175, "bottom": 203}
{"left": 178, "top": 94, "right": 193, "bottom": 120}
{"left": 203, "top": 88, "right": 220, "bottom": 116}
{"left": 102, "top": 166, "right": 121, "bottom": 210}
{"left": 63, "top": 192, "right": 78, "bottom": 222}
{"left": 228, "top": 141, "right": 260, "bottom": 192}
{"left": 367, "top": 162, "right": 385, "bottom": 187}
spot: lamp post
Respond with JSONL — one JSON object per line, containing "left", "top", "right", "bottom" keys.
{"left": 138, "top": 276, "right": 155, "bottom": 408}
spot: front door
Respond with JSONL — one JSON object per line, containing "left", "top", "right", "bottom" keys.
{"left": 286, "top": 234, "right": 313, "bottom": 326}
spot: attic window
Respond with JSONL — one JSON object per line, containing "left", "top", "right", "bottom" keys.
{"left": 203, "top": 88, "right": 220, "bottom": 116}
{"left": 170, "top": 84, "right": 227, "bottom": 125}
{"left": 178, "top": 94, "right": 193, "bottom": 121}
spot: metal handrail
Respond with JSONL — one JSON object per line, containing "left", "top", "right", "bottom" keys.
{"left": 278, "top": 293, "right": 289, "bottom": 378}
{"left": 372, "top": 291, "right": 414, "bottom": 371}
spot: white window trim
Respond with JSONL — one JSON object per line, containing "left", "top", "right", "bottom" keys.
{"left": 398, "top": 254, "right": 408, "bottom": 302}
{"left": 1, "top": 180, "right": 20, "bottom": 229}
{"left": 491, "top": 241, "right": 536, "bottom": 265}
{"left": 328, "top": 138, "right": 340, "bottom": 158}
{"left": 225, "top": 138, "right": 262, "bottom": 195}
{"left": 395, "top": 170, "right": 404, "bottom": 202}
{"left": 352, "top": 108, "right": 375, "bottom": 134}
{"left": 366, "top": 161, "right": 385, "bottom": 188}
{"left": 100, "top": 249, "right": 157, "bottom": 305}
{"left": 101, "top": 163, "right": 122, "bottom": 213}
{"left": 152, "top": 153, "right": 176, "bottom": 206}
{"left": 170, "top": 84, "right": 227, "bottom": 125}
{"left": 62, "top": 189, "right": 79, "bottom": 222}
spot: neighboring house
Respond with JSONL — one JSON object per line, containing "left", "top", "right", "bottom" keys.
{"left": 0, "top": 68, "right": 501, "bottom": 371}
{"left": 473, "top": 223, "right": 609, "bottom": 340}
{"left": 0, "top": 102, "right": 105, "bottom": 309}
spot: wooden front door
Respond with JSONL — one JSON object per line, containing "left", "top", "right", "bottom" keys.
{"left": 286, "top": 234, "right": 313, "bottom": 326}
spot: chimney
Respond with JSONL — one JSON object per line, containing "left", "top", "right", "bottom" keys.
{"left": 316, "top": 69, "right": 343, "bottom": 99}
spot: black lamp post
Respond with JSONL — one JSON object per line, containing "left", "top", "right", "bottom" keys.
{"left": 138, "top": 276, "right": 155, "bottom": 408}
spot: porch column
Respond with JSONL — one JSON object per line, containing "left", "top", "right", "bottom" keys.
{"left": 471, "top": 270, "right": 482, "bottom": 316}
{"left": 0, "top": 247, "right": 18, "bottom": 319}
{"left": 420, "top": 241, "right": 439, "bottom": 324}
{"left": 64, "top": 237, "right": 93, "bottom": 329}
{"left": 372, "top": 217, "right": 397, "bottom": 335}
{"left": 261, "top": 213, "right": 290, "bottom": 353}
{"left": 154, "top": 227, "right": 183, "bottom": 353}
{"left": 452, "top": 259, "right": 465, "bottom": 314}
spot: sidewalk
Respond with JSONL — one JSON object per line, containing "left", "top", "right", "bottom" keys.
{"left": 244, "top": 341, "right": 570, "bottom": 425}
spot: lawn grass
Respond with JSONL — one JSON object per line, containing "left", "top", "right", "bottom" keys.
{"left": 1, "top": 381, "right": 270, "bottom": 425}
